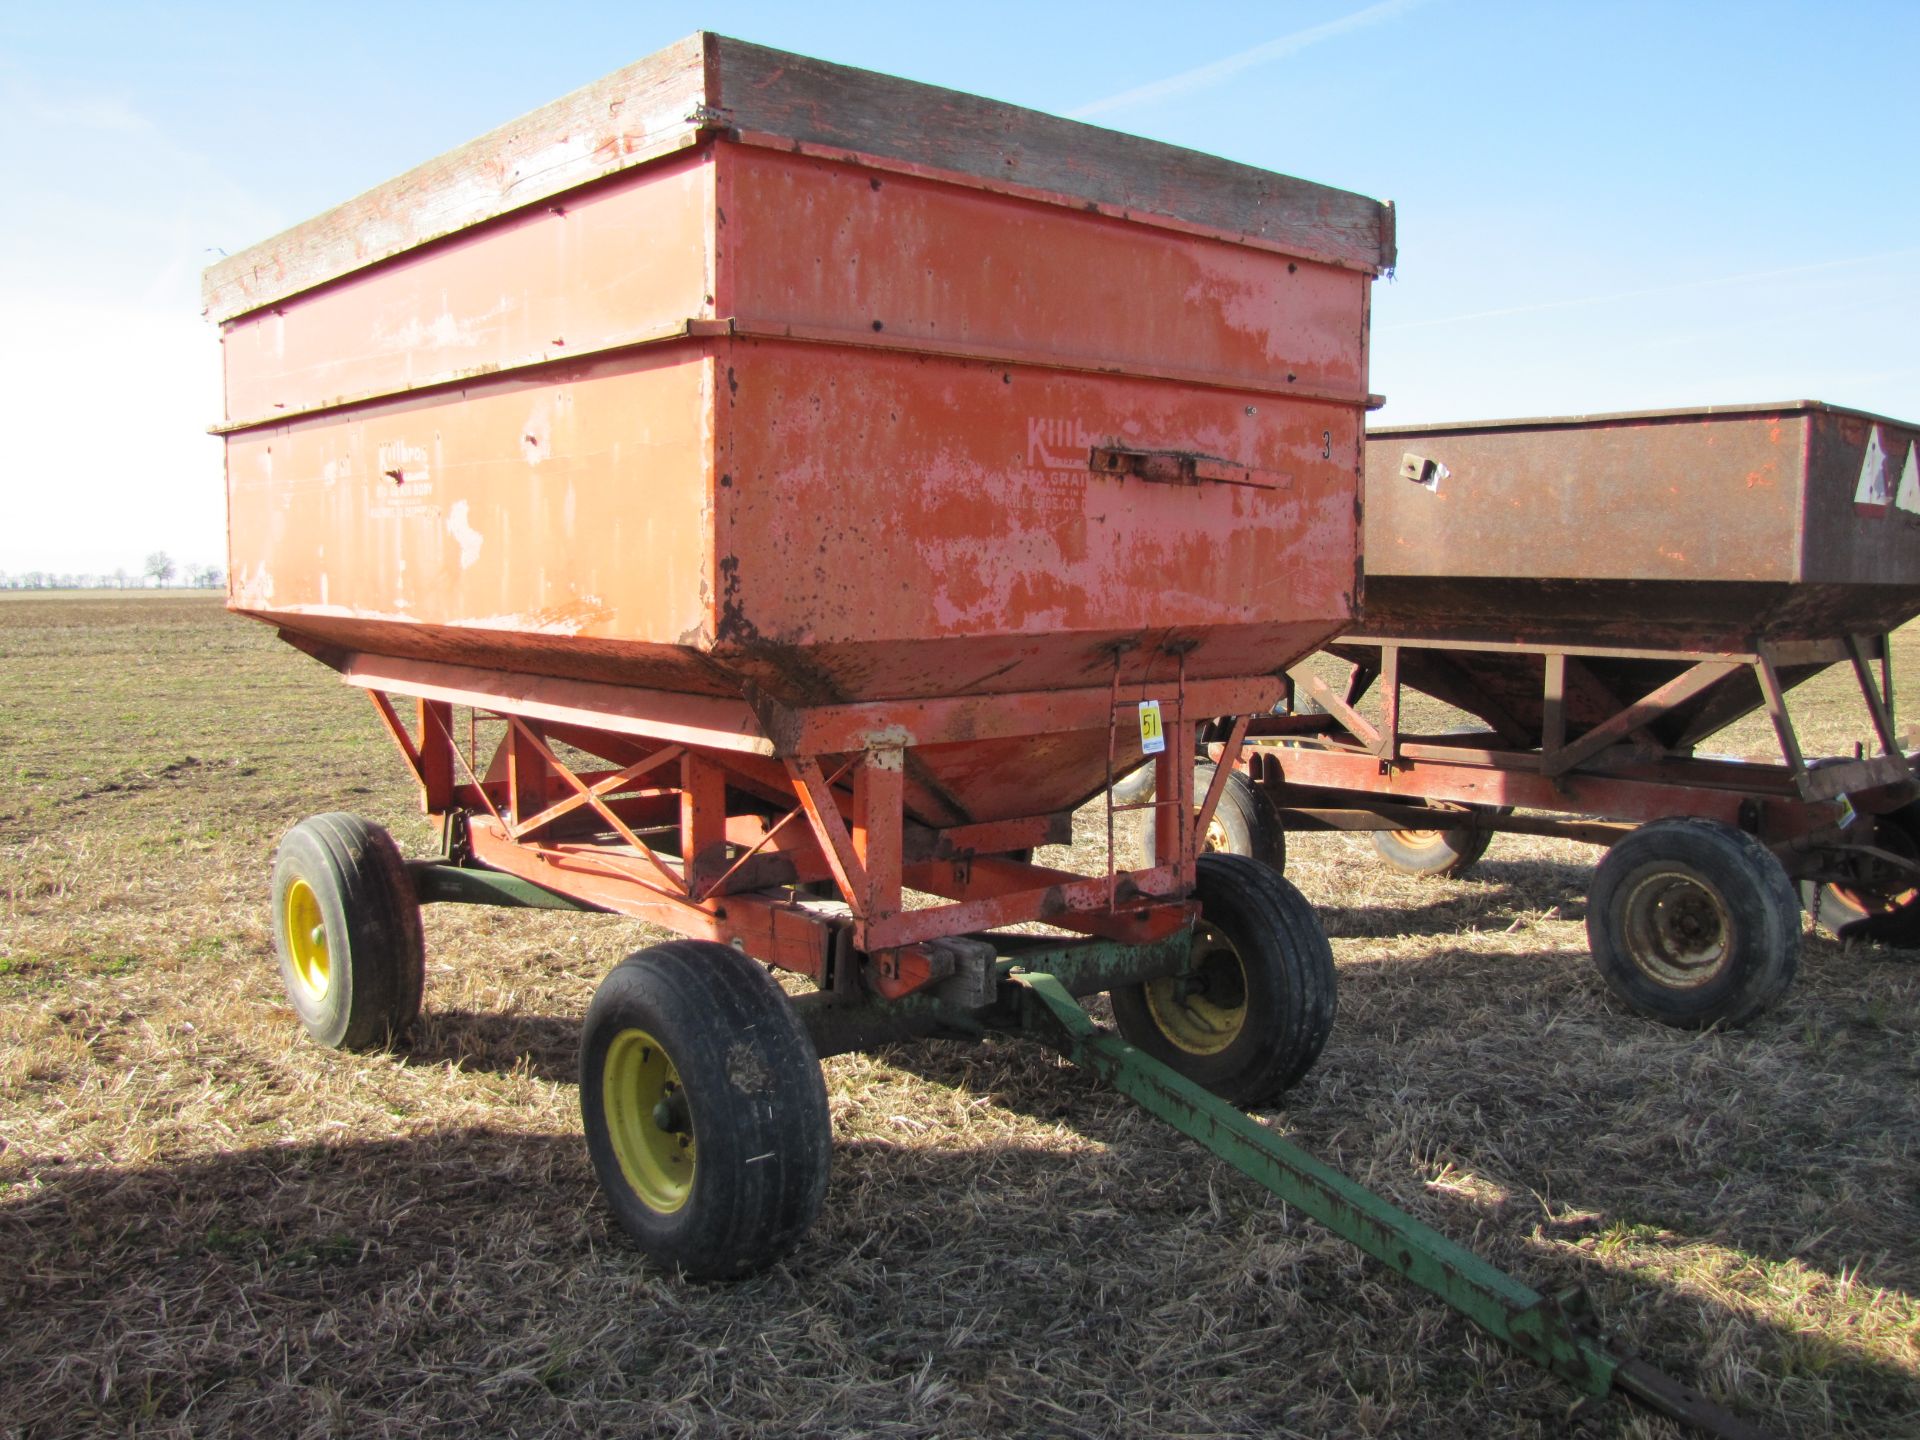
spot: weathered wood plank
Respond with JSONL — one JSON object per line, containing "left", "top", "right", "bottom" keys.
{"left": 710, "top": 35, "right": 1392, "bottom": 276}
{"left": 204, "top": 32, "right": 1393, "bottom": 324}
{"left": 202, "top": 34, "right": 711, "bottom": 322}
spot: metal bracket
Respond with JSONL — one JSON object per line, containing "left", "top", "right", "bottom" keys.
{"left": 407, "top": 860, "right": 599, "bottom": 912}
{"left": 1398, "top": 452, "right": 1447, "bottom": 490}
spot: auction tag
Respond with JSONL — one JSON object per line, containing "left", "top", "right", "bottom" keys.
{"left": 1837, "top": 794, "right": 1858, "bottom": 828}
{"left": 1138, "top": 700, "right": 1166, "bottom": 755}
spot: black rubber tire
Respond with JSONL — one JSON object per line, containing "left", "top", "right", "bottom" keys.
{"left": 1801, "top": 802, "right": 1920, "bottom": 947}
{"left": 1111, "top": 761, "right": 1157, "bottom": 806}
{"left": 1370, "top": 809, "right": 1497, "bottom": 878}
{"left": 270, "top": 812, "right": 425, "bottom": 1049}
{"left": 1586, "top": 817, "right": 1799, "bottom": 1029}
{"left": 1110, "top": 852, "right": 1335, "bottom": 1105}
{"left": 580, "top": 940, "right": 831, "bottom": 1279}
{"left": 1143, "top": 762, "right": 1286, "bottom": 873}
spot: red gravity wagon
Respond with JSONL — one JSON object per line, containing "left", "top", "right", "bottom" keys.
{"left": 1210, "top": 403, "right": 1920, "bottom": 1029}
{"left": 204, "top": 32, "right": 1386, "bottom": 1274}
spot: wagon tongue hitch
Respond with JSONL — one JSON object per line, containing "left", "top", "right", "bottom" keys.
{"left": 1007, "top": 971, "right": 1778, "bottom": 1440}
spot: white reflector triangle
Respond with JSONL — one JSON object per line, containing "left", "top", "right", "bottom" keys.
{"left": 1856, "top": 425, "right": 1893, "bottom": 506}
{"left": 1897, "top": 440, "right": 1920, "bottom": 515}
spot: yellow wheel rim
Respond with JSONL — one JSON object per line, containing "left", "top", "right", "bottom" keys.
{"left": 1143, "top": 923, "right": 1248, "bottom": 1055}
{"left": 1200, "top": 814, "right": 1233, "bottom": 853}
{"left": 603, "top": 1028, "right": 696, "bottom": 1213}
{"left": 284, "top": 878, "right": 331, "bottom": 1000}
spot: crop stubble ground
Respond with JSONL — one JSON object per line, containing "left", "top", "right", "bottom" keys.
{"left": 1, "top": 592, "right": 1916, "bottom": 1439}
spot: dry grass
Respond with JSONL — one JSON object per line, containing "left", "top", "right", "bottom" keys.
{"left": 2, "top": 594, "right": 1917, "bottom": 1439}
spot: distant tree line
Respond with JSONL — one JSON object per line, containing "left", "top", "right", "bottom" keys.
{"left": 0, "top": 552, "right": 224, "bottom": 591}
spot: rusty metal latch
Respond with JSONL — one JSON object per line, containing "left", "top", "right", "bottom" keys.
{"left": 1089, "top": 446, "right": 1289, "bottom": 491}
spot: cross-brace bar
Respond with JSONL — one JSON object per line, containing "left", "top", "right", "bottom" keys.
{"left": 1542, "top": 659, "right": 1741, "bottom": 777}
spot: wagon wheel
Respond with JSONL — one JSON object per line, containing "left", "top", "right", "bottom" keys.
{"left": 1586, "top": 817, "right": 1798, "bottom": 1028}
{"left": 270, "top": 812, "right": 425, "bottom": 1049}
{"left": 1801, "top": 802, "right": 1920, "bottom": 947}
{"left": 580, "top": 940, "right": 831, "bottom": 1278}
{"left": 1370, "top": 803, "right": 1505, "bottom": 878}
{"left": 1110, "top": 852, "right": 1336, "bottom": 1105}
{"left": 1142, "top": 762, "right": 1286, "bottom": 873}
{"left": 1110, "top": 761, "right": 1157, "bottom": 806}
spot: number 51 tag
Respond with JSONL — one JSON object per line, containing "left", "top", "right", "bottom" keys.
{"left": 1138, "top": 700, "right": 1166, "bottom": 755}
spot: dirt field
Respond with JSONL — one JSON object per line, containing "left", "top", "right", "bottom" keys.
{"left": 3, "top": 592, "right": 1916, "bottom": 1439}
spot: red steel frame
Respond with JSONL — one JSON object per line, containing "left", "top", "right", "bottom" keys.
{"left": 1232, "top": 632, "right": 1920, "bottom": 886}
{"left": 338, "top": 645, "right": 1272, "bottom": 1000}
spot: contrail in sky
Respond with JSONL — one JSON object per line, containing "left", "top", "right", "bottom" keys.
{"left": 1378, "top": 245, "right": 1920, "bottom": 333}
{"left": 1068, "top": 0, "right": 1433, "bottom": 119}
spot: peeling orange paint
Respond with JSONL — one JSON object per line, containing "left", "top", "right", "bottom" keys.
{"left": 220, "top": 130, "right": 1373, "bottom": 759}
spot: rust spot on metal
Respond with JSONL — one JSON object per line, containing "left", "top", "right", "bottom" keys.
{"left": 715, "top": 554, "right": 757, "bottom": 648}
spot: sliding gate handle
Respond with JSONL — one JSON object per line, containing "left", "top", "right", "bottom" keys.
{"left": 1089, "top": 445, "right": 1291, "bottom": 491}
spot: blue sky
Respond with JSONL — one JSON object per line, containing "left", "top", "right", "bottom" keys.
{"left": 3, "top": 1, "right": 1916, "bottom": 574}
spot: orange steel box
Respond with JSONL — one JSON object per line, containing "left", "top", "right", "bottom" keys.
{"left": 205, "top": 34, "right": 1393, "bottom": 769}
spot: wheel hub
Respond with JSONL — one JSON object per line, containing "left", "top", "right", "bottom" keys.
{"left": 1622, "top": 873, "right": 1733, "bottom": 989}
{"left": 1143, "top": 923, "right": 1249, "bottom": 1055}
{"left": 603, "top": 1028, "right": 696, "bottom": 1213}
{"left": 283, "top": 878, "right": 331, "bottom": 1000}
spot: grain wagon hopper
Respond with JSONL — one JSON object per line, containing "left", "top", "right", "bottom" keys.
{"left": 1219, "top": 403, "right": 1920, "bottom": 1028}
{"left": 205, "top": 36, "right": 1773, "bottom": 1435}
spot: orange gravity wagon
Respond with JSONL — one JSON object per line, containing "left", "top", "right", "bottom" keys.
{"left": 205, "top": 33, "right": 1393, "bottom": 1276}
